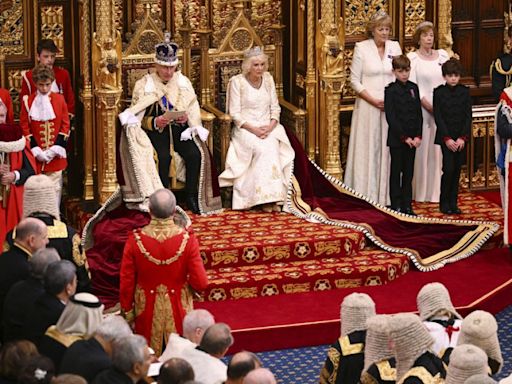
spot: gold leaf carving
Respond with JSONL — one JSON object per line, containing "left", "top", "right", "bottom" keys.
{"left": 41, "top": 6, "right": 65, "bottom": 57}
{"left": 344, "top": 0, "right": 389, "bottom": 36}
{"left": 0, "top": 0, "right": 24, "bottom": 55}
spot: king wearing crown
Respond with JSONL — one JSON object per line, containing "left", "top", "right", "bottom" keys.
{"left": 118, "top": 34, "right": 221, "bottom": 214}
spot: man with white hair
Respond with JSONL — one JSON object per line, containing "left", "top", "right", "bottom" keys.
{"left": 60, "top": 315, "right": 132, "bottom": 382}
{"left": 319, "top": 293, "right": 376, "bottom": 384}
{"left": 92, "top": 334, "right": 152, "bottom": 384}
{"left": 3, "top": 247, "right": 60, "bottom": 341}
{"left": 159, "top": 309, "right": 215, "bottom": 361}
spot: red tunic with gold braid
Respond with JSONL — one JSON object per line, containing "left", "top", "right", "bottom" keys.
{"left": 19, "top": 92, "right": 70, "bottom": 173}
{"left": 20, "top": 66, "right": 75, "bottom": 117}
{"left": 120, "top": 218, "right": 208, "bottom": 355}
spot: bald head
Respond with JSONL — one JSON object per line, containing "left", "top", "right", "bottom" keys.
{"left": 15, "top": 217, "right": 48, "bottom": 253}
{"left": 242, "top": 368, "right": 276, "bottom": 384}
{"left": 227, "top": 351, "right": 262, "bottom": 381}
{"left": 149, "top": 189, "right": 176, "bottom": 219}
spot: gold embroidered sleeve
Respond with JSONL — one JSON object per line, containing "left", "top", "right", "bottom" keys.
{"left": 360, "top": 371, "right": 378, "bottom": 384}
{"left": 397, "top": 367, "right": 443, "bottom": 384}
{"left": 72, "top": 233, "right": 88, "bottom": 268}
{"left": 340, "top": 335, "right": 364, "bottom": 356}
{"left": 376, "top": 360, "right": 397, "bottom": 382}
{"left": 122, "top": 308, "right": 135, "bottom": 323}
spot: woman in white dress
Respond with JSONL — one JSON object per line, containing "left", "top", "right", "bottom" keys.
{"left": 218, "top": 47, "right": 295, "bottom": 211}
{"left": 408, "top": 21, "right": 449, "bottom": 203}
{"left": 344, "top": 11, "right": 402, "bottom": 205}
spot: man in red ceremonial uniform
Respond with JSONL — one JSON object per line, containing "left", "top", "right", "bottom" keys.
{"left": 0, "top": 89, "right": 14, "bottom": 124}
{"left": 0, "top": 103, "right": 36, "bottom": 244}
{"left": 19, "top": 39, "right": 75, "bottom": 119}
{"left": 120, "top": 188, "right": 208, "bottom": 356}
{"left": 19, "top": 64, "right": 70, "bottom": 203}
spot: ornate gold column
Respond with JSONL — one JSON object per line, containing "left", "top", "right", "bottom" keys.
{"left": 305, "top": 0, "right": 317, "bottom": 159}
{"left": 196, "top": 6, "right": 213, "bottom": 107}
{"left": 78, "top": 0, "right": 95, "bottom": 200}
{"left": 93, "top": 0, "right": 122, "bottom": 203}
{"left": 437, "top": 0, "right": 457, "bottom": 58}
{"left": 316, "top": 0, "right": 345, "bottom": 179}
{"left": 178, "top": 4, "right": 192, "bottom": 77}
{"left": 271, "top": 23, "right": 286, "bottom": 98}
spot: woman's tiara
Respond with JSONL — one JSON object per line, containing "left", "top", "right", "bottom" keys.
{"left": 371, "top": 10, "right": 389, "bottom": 20}
{"left": 244, "top": 46, "right": 264, "bottom": 59}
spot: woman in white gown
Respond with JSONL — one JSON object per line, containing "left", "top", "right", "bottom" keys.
{"left": 408, "top": 21, "right": 449, "bottom": 203}
{"left": 344, "top": 11, "right": 402, "bottom": 205}
{"left": 218, "top": 47, "right": 295, "bottom": 211}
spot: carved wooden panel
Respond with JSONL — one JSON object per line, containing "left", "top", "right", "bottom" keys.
{"left": 40, "top": 5, "right": 65, "bottom": 57}
{"left": 0, "top": 0, "right": 26, "bottom": 55}
{"left": 344, "top": 0, "right": 390, "bottom": 37}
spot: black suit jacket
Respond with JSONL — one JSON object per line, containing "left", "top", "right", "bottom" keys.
{"left": 2, "top": 277, "right": 44, "bottom": 342}
{"left": 384, "top": 80, "right": 423, "bottom": 147}
{"left": 433, "top": 84, "right": 471, "bottom": 145}
{"left": 22, "top": 292, "right": 65, "bottom": 344}
{"left": 60, "top": 338, "right": 112, "bottom": 381}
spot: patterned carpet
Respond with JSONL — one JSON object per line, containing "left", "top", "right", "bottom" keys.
{"left": 238, "top": 305, "right": 512, "bottom": 384}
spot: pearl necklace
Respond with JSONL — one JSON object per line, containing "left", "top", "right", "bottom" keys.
{"left": 419, "top": 48, "right": 434, "bottom": 57}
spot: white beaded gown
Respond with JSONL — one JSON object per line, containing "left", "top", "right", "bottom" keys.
{"left": 344, "top": 39, "right": 402, "bottom": 205}
{"left": 408, "top": 49, "right": 449, "bottom": 202}
{"left": 218, "top": 72, "right": 295, "bottom": 210}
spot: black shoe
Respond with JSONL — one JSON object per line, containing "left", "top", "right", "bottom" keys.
{"left": 440, "top": 206, "right": 452, "bottom": 214}
{"left": 186, "top": 194, "right": 200, "bottom": 214}
{"left": 451, "top": 206, "right": 462, "bottom": 214}
{"left": 402, "top": 207, "right": 417, "bottom": 216}
{"left": 390, "top": 206, "right": 401, "bottom": 213}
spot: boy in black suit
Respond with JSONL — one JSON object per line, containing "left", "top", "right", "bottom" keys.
{"left": 433, "top": 59, "right": 471, "bottom": 214}
{"left": 385, "top": 55, "right": 423, "bottom": 215}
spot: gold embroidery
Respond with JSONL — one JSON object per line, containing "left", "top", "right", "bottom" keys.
{"left": 241, "top": 246, "right": 260, "bottom": 263}
{"left": 47, "top": 221, "right": 68, "bottom": 239}
{"left": 360, "top": 372, "right": 379, "bottom": 384}
{"left": 397, "top": 367, "right": 444, "bottom": 384}
{"left": 72, "top": 233, "right": 88, "bottom": 268}
{"left": 150, "top": 284, "right": 176, "bottom": 356}
{"left": 45, "top": 325, "right": 84, "bottom": 347}
{"left": 231, "top": 287, "right": 258, "bottom": 299}
{"left": 262, "top": 245, "right": 290, "bottom": 261}
{"left": 315, "top": 240, "right": 341, "bottom": 256}
{"left": 3, "top": 240, "right": 10, "bottom": 252}
{"left": 134, "top": 284, "right": 146, "bottom": 317}
{"left": 180, "top": 284, "right": 193, "bottom": 313}
{"left": 211, "top": 250, "right": 238, "bottom": 266}
{"left": 122, "top": 309, "right": 135, "bottom": 323}
{"left": 39, "top": 121, "right": 55, "bottom": 149}
{"left": 340, "top": 335, "right": 364, "bottom": 356}
{"left": 376, "top": 360, "right": 396, "bottom": 381}
{"left": 335, "top": 279, "right": 362, "bottom": 288}
{"left": 134, "top": 230, "right": 189, "bottom": 265}
{"left": 141, "top": 218, "right": 183, "bottom": 242}
{"left": 326, "top": 345, "right": 341, "bottom": 383}
{"left": 282, "top": 283, "right": 310, "bottom": 294}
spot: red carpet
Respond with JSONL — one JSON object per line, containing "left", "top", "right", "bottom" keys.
{"left": 197, "top": 247, "right": 512, "bottom": 352}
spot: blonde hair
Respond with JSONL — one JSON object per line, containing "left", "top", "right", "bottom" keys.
{"left": 413, "top": 21, "right": 435, "bottom": 47}
{"left": 241, "top": 53, "right": 269, "bottom": 76}
{"left": 366, "top": 11, "right": 392, "bottom": 38}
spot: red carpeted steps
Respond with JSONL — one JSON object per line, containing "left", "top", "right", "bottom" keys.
{"left": 193, "top": 210, "right": 410, "bottom": 301}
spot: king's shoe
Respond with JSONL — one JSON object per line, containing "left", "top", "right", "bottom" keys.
{"left": 186, "top": 194, "right": 200, "bottom": 214}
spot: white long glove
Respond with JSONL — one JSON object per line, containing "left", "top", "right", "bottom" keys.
{"left": 31, "top": 146, "right": 49, "bottom": 163}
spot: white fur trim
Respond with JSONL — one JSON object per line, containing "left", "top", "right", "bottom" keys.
{"left": 0, "top": 136, "right": 26, "bottom": 153}
{"left": 144, "top": 74, "right": 156, "bottom": 94}
{"left": 180, "top": 125, "right": 209, "bottom": 142}
{"left": 119, "top": 109, "right": 139, "bottom": 126}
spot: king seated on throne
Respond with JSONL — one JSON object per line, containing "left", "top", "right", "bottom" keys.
{"left": 119, "top": 34, "right": 221, "bottom": 215}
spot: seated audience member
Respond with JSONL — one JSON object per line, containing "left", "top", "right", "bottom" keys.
{"left": 0, "top": 108, "right": 36, "bottom": 245}
{"left": 59, "top": 315, "right": 132, "bottom": 382}
{"left": 177, "top": 323, "right": 234, "bottom": 384}
{"left": 0, "top": 88, "right": 14, "bottom": 123}
{"left": 0, "top": 218, "right": 48, "bottom": 338}
{"left": 92, "top": 334, "right": 152, "bottom": 384}
{"left": 2, "top": 248, "right": 60, "bottom": 342}
{"left": 218, "top": 46, "right": 294, "bottom": 212}
{"left": 416, "top": 282, "right": 462, "bottom": 354}
{"left": 440, "top": 310, "right": 503, "bottom": 376}
{"left": 52, "top": 374, "right": 87, "bottom": 384}
{"left": 6, "top": 174, "right": 91, "bottom": 292}
{"left": 242, "top": 368, "right": 277, "bottom": 384}
{"left": 0, "top": 340, "right": 39, "bottom": 383}
{"left": 360, "top": 315, "right": 396, "bottom": 384}
{"left": 464, "top": 374, "right": 497, "bottom": 384}
{"left": 23, "top": 260, "right": 77, "bottom": 344}
{"left": 38, "top": 292, "right": 104, "bottom": 370}
{"left": 445, "top": 344, "right": 488, "bottom": 384}
{"left": 388, "top": 313, "right": 446, "bottom": 383}
{"left": 157, "top": 358, "right": 195, "bottom": 384}
{"left": 226, "top": 351, "right": 262, "bottom": 384}
{"left": 16, "top": 355, "right": 55, "bottom": 384}
{"left": 159, "top": 309, "right": 215, "bottom": 362}
{"left": 319, "top": 293, "right": 376, "bottom": 384}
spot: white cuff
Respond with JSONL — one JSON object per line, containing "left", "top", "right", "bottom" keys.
{"left": 49, "top": 145, "right": 67, "bottom": 159}
{"left": 119, "top": 110, "right": 139, "bottom": 126}
{"left": 180, "top": 125, "right": 209, "bottom": 142}
{"left": 14, "top": 170, "right": 20, "bottom": 183}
